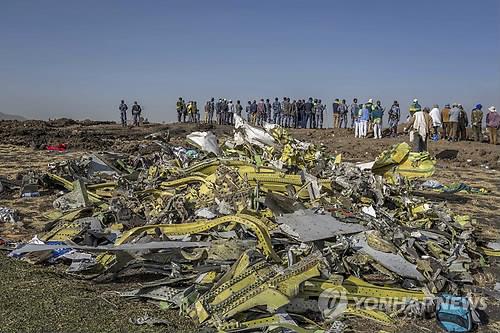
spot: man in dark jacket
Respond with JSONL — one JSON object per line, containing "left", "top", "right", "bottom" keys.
{"left": 458, "top": 104, "right": 468, "bottom": 141}
{"left": 304, "top": 98, "right": 314, "bottom": 128}
{"left": 119, "top": 100, "right": 128, "bottom": 127}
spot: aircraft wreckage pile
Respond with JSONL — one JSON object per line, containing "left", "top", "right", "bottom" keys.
{"left": 7, "top": 116, "right": 499, "bottom": 332}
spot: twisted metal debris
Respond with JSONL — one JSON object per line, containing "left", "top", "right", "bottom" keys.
{"left": 9, "top": 115, "right": 497, "bottom": 332}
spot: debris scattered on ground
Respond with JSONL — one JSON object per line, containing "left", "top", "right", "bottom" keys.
{"left": 0, "top": 207, "right": 18, "bottom": 223}
{"left": 2, "top": 116, "right": 498, "bottom": 332}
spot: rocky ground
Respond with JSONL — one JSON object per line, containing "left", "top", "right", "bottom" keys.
{"left": 0, "top": 120, "right": 499, "bottom": 333}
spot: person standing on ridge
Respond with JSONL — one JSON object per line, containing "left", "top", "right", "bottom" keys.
{"left": 448, "top": 104, "right": 460, "bottom": 142}
{"left": 235, "top": 100, "right": 243, "bottom": 119}
{"left": 406, "top": 107, "right": 433, "bottom": 152}
{"left": 131, "top": 101, "right": 142, "bottom": 127}
{"left": 371, "top": 101, "right": 384, "bottom": 139}
{"left": 350, "top": 98, "right": 359, "bottom": 129}
{"left": 272, "top": 97, "right": 282, "bottom": 125}
{"left": 176, "top": 97, "right": 184, "bottom": 123}
{"left": 441, "top": 104, "right": 451, "bottom": 140}
{"left": 471, "top": 104, "right": 483, "bottom": 142}
{"left": 119, "top": 100, "right": 128, "bottom": 127}
{"left": 332, "top": 98, "right": 340, "bottom": 128}
{"left": 388, "top": 101, "right": 400, "bottom": 137}
{"left": 429, "top": 104, "right": 442, "bottom": 141}
{"left": 338, "top": 99, "right": 348, "bottom": 129}
{"left": 282, "top": 97, "right": 291, "bottom": 127}
{"left": 316, "top": 99, "right": 324, "bottom": 129}
{"left": 359, "top": 103, "right": 370, "bottom": 138}
{"left": 245, "top": 101, "right": 252, "bottom": 122}
{"left": 257, "top": 99, "right": 266, "bottom": 126}
{"left": 458, "top": 104, "right": 468, "bottom": 141}
{"left": 486, "top": 106, "right": 499, "bottom": 145}
{"left": 303, "top": 98, "right": 314, "bottom": 128}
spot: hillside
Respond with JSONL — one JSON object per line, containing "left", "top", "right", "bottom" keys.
{"left": 0, "top": 112, "right": 26, "bottom": 121}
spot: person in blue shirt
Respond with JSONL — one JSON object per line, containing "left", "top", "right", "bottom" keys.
{"left": 359, "top": 103, "right": 371, "bottom": 138}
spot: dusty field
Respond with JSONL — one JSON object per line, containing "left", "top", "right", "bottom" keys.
{"left": 0, "top": 120, "right": 499, "bottom": 333}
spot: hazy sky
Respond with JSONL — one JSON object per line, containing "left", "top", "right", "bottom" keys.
{"left": 1, "top": 0, "right": 499, "bottom": 122}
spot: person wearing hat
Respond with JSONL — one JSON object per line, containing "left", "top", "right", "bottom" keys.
{"left": 471, "top": 104, "right": 484, "bottom": 142}
{"left": 362, "top": 98, "right": 373, "bottom": 132}
{"left": 486, "top": 106, "right": 499, "bottom": 145}
{"left": 409, "top": 99, "right": 422, "bottom": 117}
{"left": 441, "top": 104, "right": 451, "bottom": 140}
{"left": 429, "top": 104, "right": 442, "bottom": 141}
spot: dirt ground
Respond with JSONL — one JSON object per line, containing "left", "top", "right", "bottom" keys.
{"left": 0, "top": 120, "right": 499, "bottom": 333}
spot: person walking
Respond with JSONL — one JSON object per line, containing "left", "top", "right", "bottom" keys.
{"left": 471, "top": 104, "right": 483, "bottom": 142}
{"left": 119, "top": 100, "right": 128, "bottom": 127}
{"left": 441, "top": 104, "right": 451, "bottom": 139}
{"left": 388, "top": 101, "right": 400, "bottom": 137}
{"left": 429, "top": 104, "right": 442, "bottom": 141}
{"left": 486, "top": 106, "right": 499, "bottom": 145}
{"left": 350, "top": 98, "right": 359, "bottom": 129}
{"left": 131, "top": 101, "right": 142, "bottom": 127}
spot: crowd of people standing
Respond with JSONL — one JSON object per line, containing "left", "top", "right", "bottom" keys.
{"left": 118, "top": 98, "right": 499, "bottom": 148}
